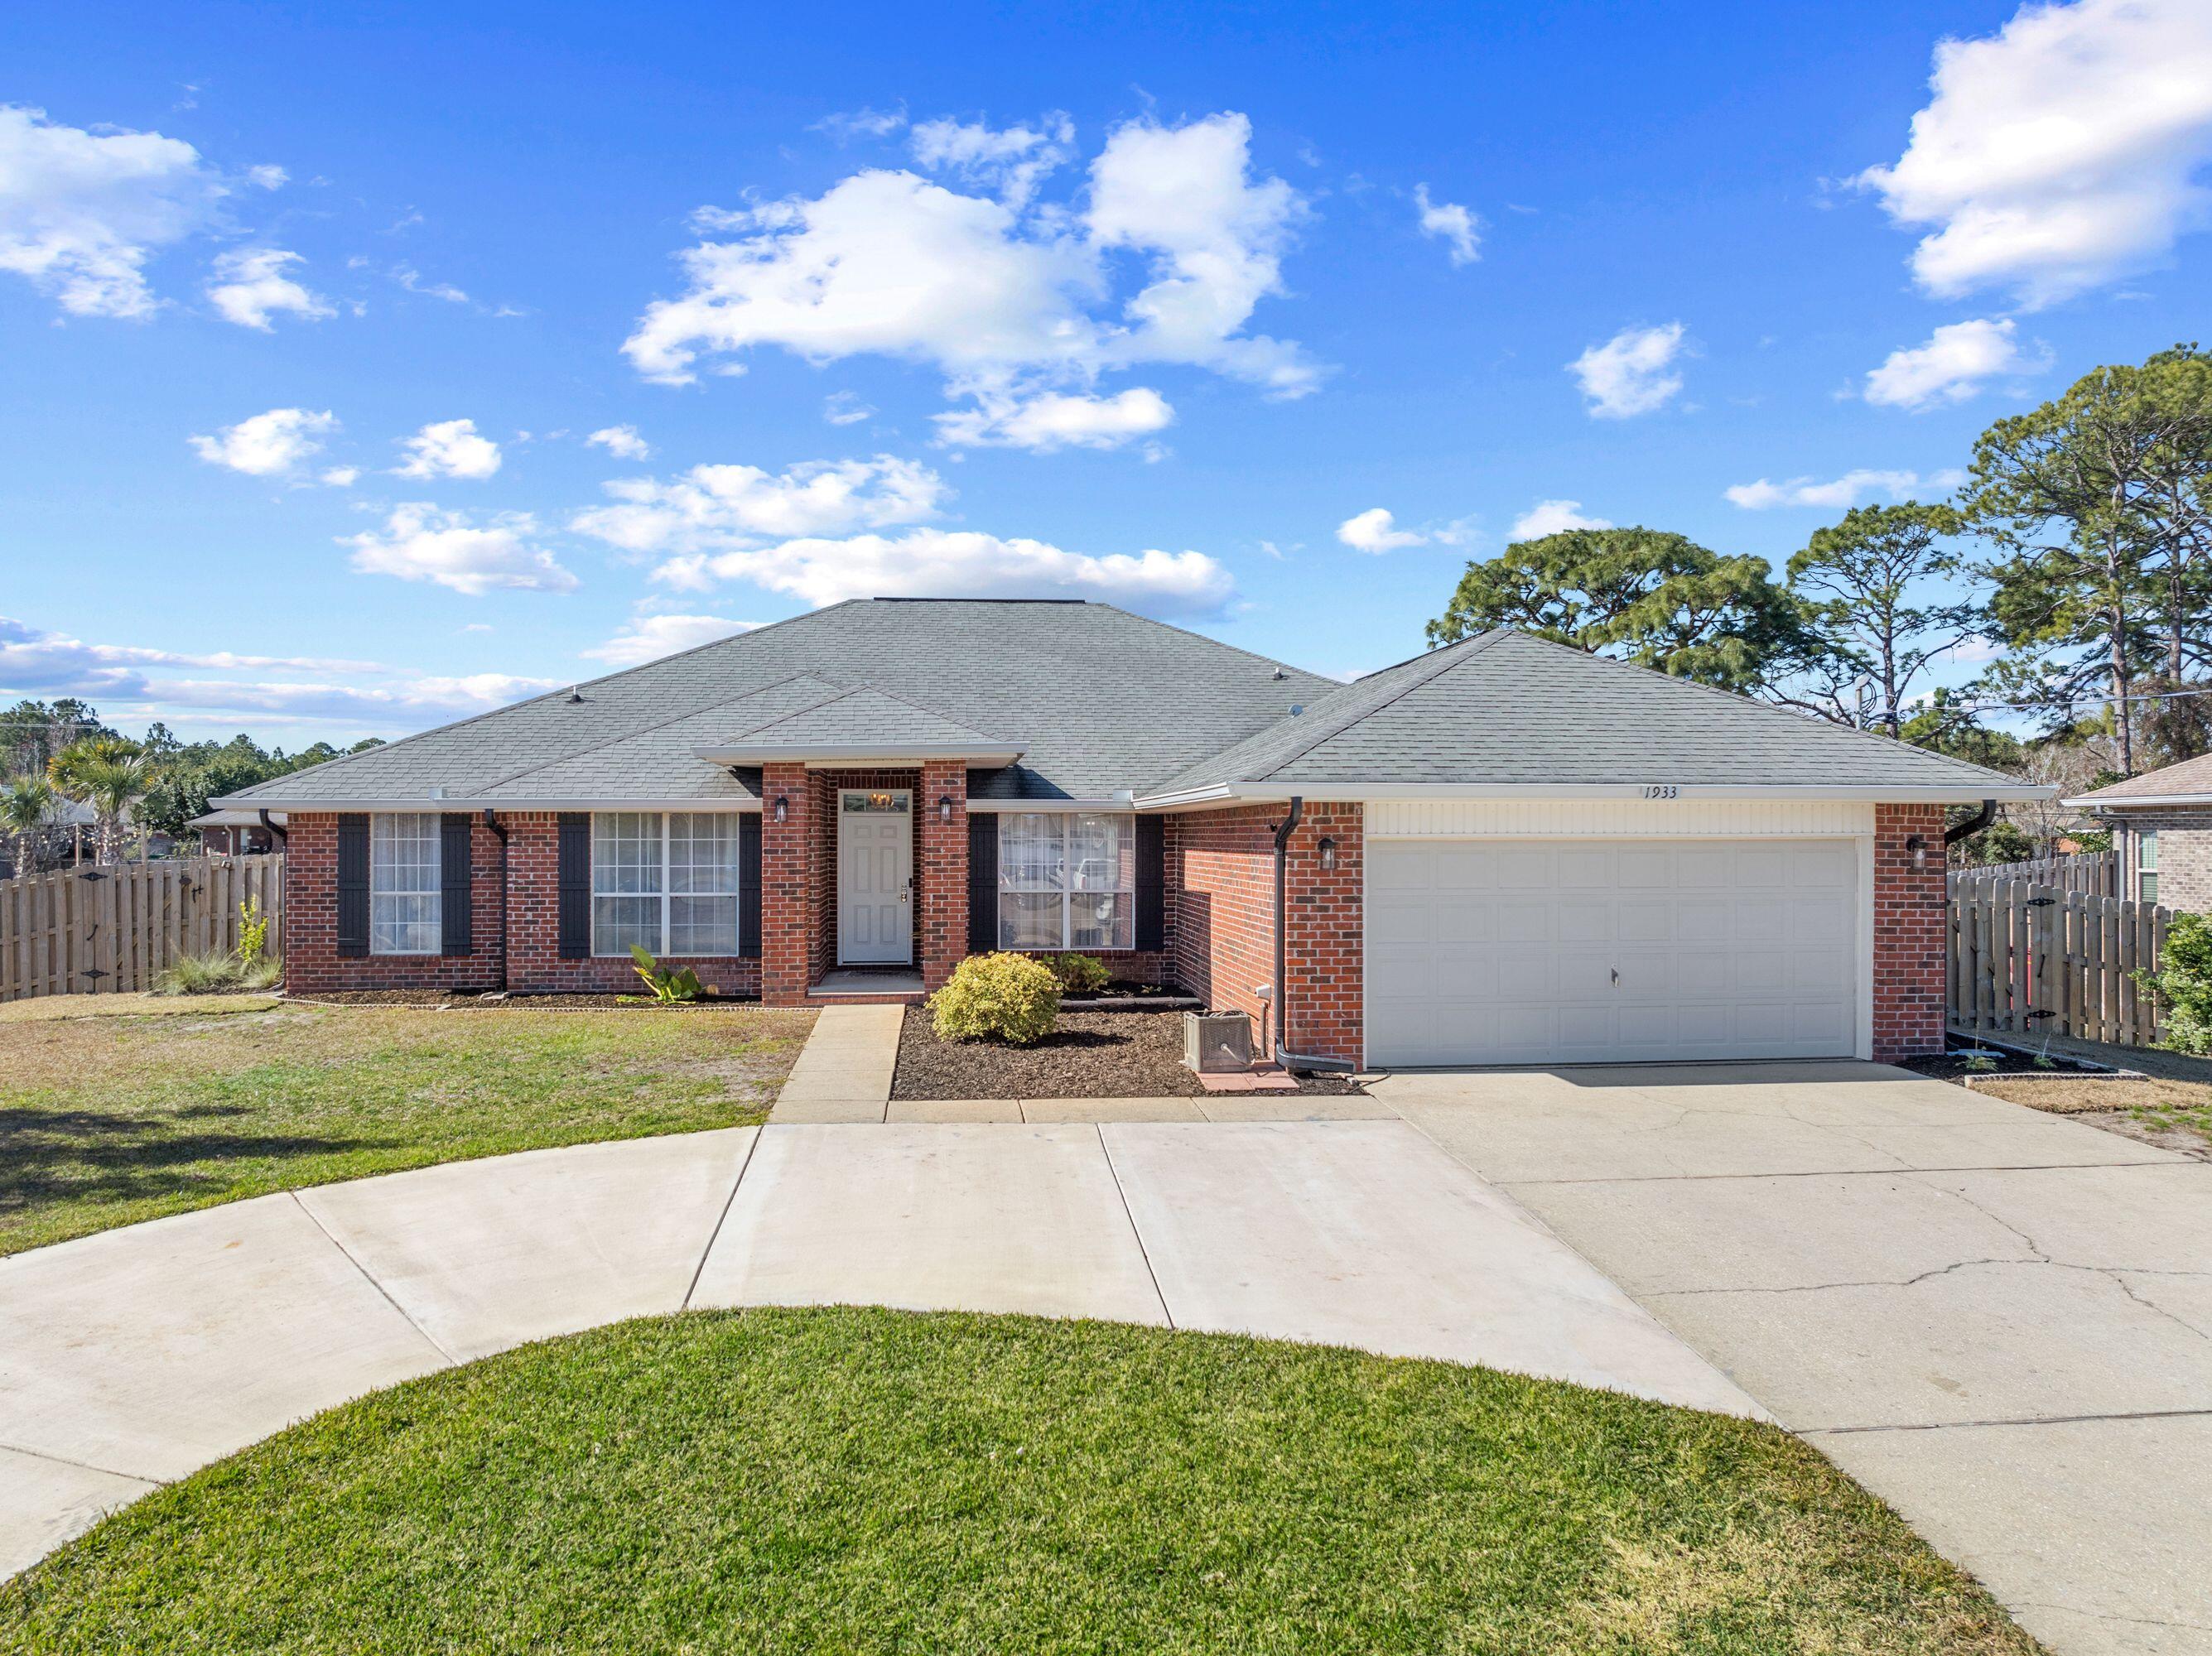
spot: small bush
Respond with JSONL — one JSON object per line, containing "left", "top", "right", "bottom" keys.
{"left": 2138, "top": 911, "right": 2212, "bottom": 1055}
{"left": 236, "top": 897, "right": 270, "bottom": 969}
{"left": 629, "top": 945, "right": 704, "bottom": 1004}
{"left": 1044, "top": 953, "right": 1111, "bottom": 994}
{"left": 153, "top": 951, "right": 248, "bottom": 995}
{"left": 933, "top": 952, "right": 1060, "bottom": 1045}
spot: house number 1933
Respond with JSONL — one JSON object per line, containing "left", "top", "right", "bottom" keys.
{"left": 1642, "top": 785, "right": 1679, "bottom": 800}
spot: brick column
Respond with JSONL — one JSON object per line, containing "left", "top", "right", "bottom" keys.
{"left": 760, "top": 762, "right": 812, "bottom": 1004}
{"left": 918, "top": 759, "right": 968, "bottom": 990}
{"left": 1872, "top": 802, "right": 1947, "bottom": 1062}
{"left": 1284, "top": 802, "right": 1363, "bottom": 1066}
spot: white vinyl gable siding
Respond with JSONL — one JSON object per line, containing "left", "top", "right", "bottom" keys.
{"left": 591, "top": 811, "right": 740, "bottom": 957}
{"left": 1366, "top": 797, "right": 1877, "bottom": 839}
{"left": 369, "top": 812, "right": 441, "bottom": 955}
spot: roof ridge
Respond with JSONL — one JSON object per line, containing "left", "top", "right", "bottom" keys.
{"left": 1504, "top": 630, "right": 2025, "bottom": 787}
{"left": 721, "top": 681, "right": 1008, "bottom": 744}
{"left": 1076, "top": 602, "right": 1337, "bottom": 691}
{"left": 474, "top": 672, "right": 843, "bottom": 792}
{"left": 1239, "top": 628, "right": 1511, "bottom": 782}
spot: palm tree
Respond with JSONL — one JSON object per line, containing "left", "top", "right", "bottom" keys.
{"left": 1, "top": 775, "right": 56, "bottom": 879}
{"left": 47, "top": 738, "right": 147, "bottom": 866}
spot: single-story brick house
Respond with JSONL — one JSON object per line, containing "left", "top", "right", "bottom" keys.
{"left": 2066, "top": 753, "right": 2212, "bottom": 912}
{"left": 221, "top": 598, "right": 2043, "bottom": 1068}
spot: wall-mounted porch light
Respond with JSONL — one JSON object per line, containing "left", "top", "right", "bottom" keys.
{"left": 773, "top": 795, "right": 788, "bottom": 826}
{"left": 938, "top": 795, "right": 954, "bottom": 822}
{"left": 1905, "top": 832, "right": 1927, "bottom": 873}
{"left": 1318, "top": 835, "right": 1337, "bottom": 871}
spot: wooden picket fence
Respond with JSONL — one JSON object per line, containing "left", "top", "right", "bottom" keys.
{"left": 1949, "top": 850, "right": 2118, "bottom": 898}
{"left": 0, "top": 854, "right": 283, "bottom": 1002}
{"left": 1947, "top": 874, "right": 2166, "bottom": 1047}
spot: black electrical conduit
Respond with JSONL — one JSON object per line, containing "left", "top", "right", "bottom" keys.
{"left": 1272, "top": 795, "right": 1354, "bottom": 1074}
{"left": 1945, "top": 799, "right": 1998, "bottom": 846}
{"left": 483, "top": 807, "right": 510, "bottom": 991}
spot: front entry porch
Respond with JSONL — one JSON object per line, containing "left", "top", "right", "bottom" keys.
{"left": 807, "top": 966, "right": 927, "bottom": 1004}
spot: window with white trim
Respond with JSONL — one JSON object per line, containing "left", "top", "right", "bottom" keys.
{"left": 370, "top": 812, "right": 441, "bottom": 955}
{"left": 998, "top": 811, "right": 1135, "bottom": 951}
{"left": 592, "top": 811, "right": 740, "bottom": 956}
{"left": 2140, "top": 829, "right": 2159, "bottom": 905}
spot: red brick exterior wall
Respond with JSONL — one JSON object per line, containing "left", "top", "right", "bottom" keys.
{"left": 1165, "top": 802, "right": 1362, "bottom": 1066}
{"left": 760, "top": 763, "right": 812, "bottom": 1004}
{"left": 284, "top": 811, "right": 508, "bottom": 994}
{"left": 1872, "top": 802, "right": 1947, "bottom": 1063}
{"left": 918, "top": 760, "right": 966, "bottom": 991}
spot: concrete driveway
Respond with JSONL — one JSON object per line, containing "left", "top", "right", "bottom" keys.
{"left": 1376, "top": 1060, "right": 2212, "bottom": 1656}
{"left": 0, "top": 1116, "right": 1752, "bottom": 1580}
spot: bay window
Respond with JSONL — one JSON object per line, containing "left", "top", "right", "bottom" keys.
{"left": 999, "top": 811, "right": 1134, "bottom": 951}
{"left": 369, "top": 812, "right": 441, "bottom": 955}
{"left": 592, "top": 811, "right": 740, "bottom": 956}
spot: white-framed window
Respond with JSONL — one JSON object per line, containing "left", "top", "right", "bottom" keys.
{"left": 592, "top": 811, "right": 740, "bottom": 956}
{"left": 370, "top": 812, "right": 441, "bottom": 955}
{"left": 998, "top": 811, "right": 1135, "bottom": 951}
{"left": 2140, "top": 829, "right": 2159, "bottom": 905}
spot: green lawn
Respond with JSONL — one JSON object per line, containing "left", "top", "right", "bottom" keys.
{"left": 0, "top": 1308, "right": 2032, "bottom": 1654}
{"left": 0, "top": 1001, "right": 814, "bottom": 1256}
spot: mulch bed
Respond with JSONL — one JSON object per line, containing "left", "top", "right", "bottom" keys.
{"left": 1903, "top": 1047, "right": 2110, "bottom": 1083}
{"left": 283, "top": 989, "right": 764, "bottom": 1012}
{"left": 893, "top": 1005, "right": 1363, "bottom": 1100}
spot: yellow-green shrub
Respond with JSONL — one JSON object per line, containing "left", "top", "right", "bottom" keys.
{"left": 932, "top": 952, "right": 1061, "bottom": 1045}
{"left": 1045, "top": 953, "right": 1111, "bottom": 994}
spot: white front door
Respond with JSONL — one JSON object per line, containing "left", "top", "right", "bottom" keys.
{"left": 838, "top": 789, "right": 913, "bottom": 965}
{"left": 1366, "top": 838, "right": 1858, "bottom": 1066}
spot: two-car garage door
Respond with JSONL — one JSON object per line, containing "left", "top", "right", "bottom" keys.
{"left": 1366, "top": 839, "right": 1859, "bottom": 1066}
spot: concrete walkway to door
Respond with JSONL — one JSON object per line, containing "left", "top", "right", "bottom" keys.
{"left": 1376, "top": 1060, "right": 2212, "bottom": 1656}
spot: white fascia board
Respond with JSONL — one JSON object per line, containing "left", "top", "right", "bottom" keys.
{"left": 1132, "top": 780, "right": 2055, "bottom": 809}
{"left": 965, "top": 796, "right": 1135, "bottom": 813}
{"left": 2065, "top": 792, "right": 2212, "bottom": 809}
{"left": 691, "top": 744, "right": 1025, "bottom": 766}
{"left": 210, "top": 795, "right": 761, "bottom": 813}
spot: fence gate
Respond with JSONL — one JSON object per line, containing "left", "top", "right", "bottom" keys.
{"left": 1947, "top": 874, "right": 2166, "bottom": 1047}
{"left": 0, "top": 854, "right": 283, "bottom": 1002}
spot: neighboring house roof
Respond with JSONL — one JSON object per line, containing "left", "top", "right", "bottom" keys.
{"left": 1142, "top": 628, "right": 2043, "bottom": 802}
{"left": 216, "top": 599, "right": 2041, "bottom": 812}
{"left": 2066, "top": 751, "right": 2212, "bottom": 808}
{"left": 187, "top": 809, "right": 288, "bottom": 829}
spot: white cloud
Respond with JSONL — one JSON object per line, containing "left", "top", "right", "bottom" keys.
{"left": 812, "top": 106, "right": 907, "bottom": 142}
{"left": 344, "top": 503, "right": 576, "bottom": 595}
{"left": 1337, "top": 508, "right": 1427, "bottom": 553}
{"left": 933, "top": 387, "right": 1173, "bottom": 451}
{"left": 393, "top": 263, "right": 469, "bottom": 303}
{"left": 0, "top": 104, "right": 228, "bottom": 318}
{"left": 1856, "top": 0, "right": 2212, "bottom": 305}
{"left": 205, "top": 248, "right": 333, "bottom": 330}
{"left": 586, "top": 424, "right": 651, "bottom": 460}
{"left": 1510, "top": 499, "right": 1613, "bottom": 538}
{"left": 320, "top": 465, "right": 360, "bottom": 487}
{"left": 189, "top": 407, "right": 338, "bottom": 476}
{"left": 247, "top": 164, "right": 288, "bottom": 190}
{"left": 650, "top": 527, "right": 1234, "bottom": 617}
{"left": 1724, "top": 469, "right": 1924, "bottom": 509}
{"left": 624, "top": 111, "right": 1318, "bottom": 425}
{"left": 1863, "top": 317, "right": 2051, "bottom": 410}
{"left": 571, "top": 454, "right": 948, "bottom": 556}
{"left": 910, "top": 113, "right": 1072, "bottom": 208}
{"left": 822, "top": 390, "right": 875, "bottom": 425}
{"left": 1569, "top": 322, "right": 1689, "bottom": 417}
{"left": 394, "top": 417, "right": 503, "bottom": 479}
{"left": 1414, "top": 184, "right": 1481, "bottom": 265}
{"left": 582, "top": 612, "right": 764, "bottom": 666}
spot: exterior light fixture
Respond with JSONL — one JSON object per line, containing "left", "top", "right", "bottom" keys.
{"left": 773, "top": 795, "right": 788, "bottom": 826}
{"left": 1318, "top": 835, "right": 1337, "bottom": 871}
{"left": 1905, "top": 832, "right": 1927, "bottom": 873}
{"left": 938, "top": 795, "right": 954, "bottom": 822}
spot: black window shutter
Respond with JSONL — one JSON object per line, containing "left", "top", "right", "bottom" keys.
{"left": 738, "top": 812, "right": 762, "bottom": 959}
{"left": 440, "top": 814, "right": 473, "bottom": 956}
{"left": 336, "top": 814, "right": 369, "bottom": 958}
{"left": 1134, "top": 815, "right": 1165, "bottom": 953}
{"left": 557, "top": 813, "right": 590, "bottom": 960}
{"left": 967, "top": 812, "right": 998, "bottom": 955}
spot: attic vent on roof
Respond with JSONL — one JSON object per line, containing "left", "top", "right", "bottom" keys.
{"left": 1289, "top": 703, "right": 1305, "bottom": 717}
{"left": 1270, "top": 667, "right": 1286, "bottom": 680}
{"left": 566, "top": 686, "right": 585, "bottom": 704}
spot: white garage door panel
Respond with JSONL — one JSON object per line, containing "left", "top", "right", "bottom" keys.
{"left": 1367, "top": 838, "right": 1858, "bottom": 1066}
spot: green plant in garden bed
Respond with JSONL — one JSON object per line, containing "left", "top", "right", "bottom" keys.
{"left": 2136, "top": 911, "right": 2212, "bottom": 1056}
{"left": 932, "top": 951, "right": 1060, "bottom": 1044}
{"left": 624, "top": 943, "right": 704, "bottom": 1004}
{"left": 1043, "top": 952, "right": 1112, "bottom": 994}
{"left": 0, "top": 1307, "right": 2036, "bottom": 1654}
{"left": 152, "top": 949, "right": 282, "bottom": 995}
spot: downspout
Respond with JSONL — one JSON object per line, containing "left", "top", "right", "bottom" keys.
{"left": 257, "top": 809, "right": 287, "bottom": 848}
{"left": 1272, "top": 796, "right": 1354, "bottom": 1074}
{"left": 1944, "top": 799, "right": 1998, "bottom": 848}
{"left": 483, "top": 808, "right": 510, "bottom": 991}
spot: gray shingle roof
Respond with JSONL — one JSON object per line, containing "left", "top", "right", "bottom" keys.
{"left": 1147, "top": 628, "right": 2034, "bottom": 796}
{"left": 221, "top": 599, "right": 1331, "bottom": 806}
{"left": 2070, "top": 750, "right": 2212, "bottom": 804}
{"left": 700, "top": 686, "right": 1019, "bottom": 757}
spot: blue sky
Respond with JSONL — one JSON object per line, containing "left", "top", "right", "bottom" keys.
{"left": 4, "top": 0, "right": 2209, "bottom": 746}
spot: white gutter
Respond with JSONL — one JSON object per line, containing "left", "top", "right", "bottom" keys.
{"left": 965, "top": 796, "right": 1135, "bottom": 813}
{"left": 2065, "top": 792, "right": 2212, "bottom": 809}
{"left": 210, "top": 796, "right": 763, "bottom": 813}
{"left": 691, "top": 743, "right": 1025, "bottom": 766}
{"left": 1133, "top": 780, "right": 2055, "bottom": 810}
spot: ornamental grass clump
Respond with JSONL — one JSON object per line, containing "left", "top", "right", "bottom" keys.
{"left": 932, "top": 951, "right": 1060, "bottom": 1044}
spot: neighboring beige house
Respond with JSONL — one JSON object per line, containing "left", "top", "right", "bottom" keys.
{"left": 2066, "top": 753, "right": 2212, "bottom": 912}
